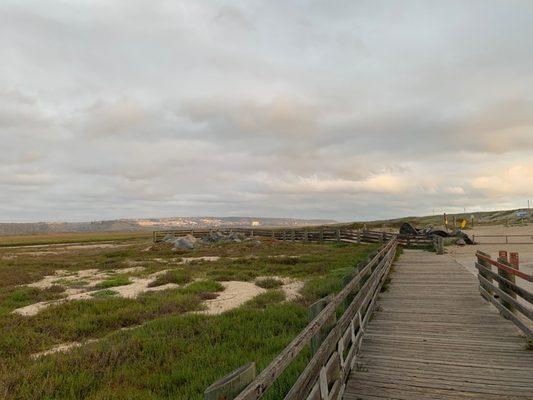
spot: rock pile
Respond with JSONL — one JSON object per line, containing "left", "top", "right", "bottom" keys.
{"left": 162, "top": 231, "right": 246, "bottom": 250}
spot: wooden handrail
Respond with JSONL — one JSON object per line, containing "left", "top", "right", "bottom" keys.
{"left": 233, "top": 238, "right": 398, "bottom": 400}
{"left": 475, "top": 251, "right": 533, "bottom": 340}
{"left": 476, "top": 252, "right": 533, "bottom": 282}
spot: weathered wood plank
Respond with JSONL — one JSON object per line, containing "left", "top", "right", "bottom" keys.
{"left": 343, "top": 250, "right": 533, "bottom": 400}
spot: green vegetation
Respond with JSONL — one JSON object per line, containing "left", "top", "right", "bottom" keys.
{"left": 1, "top": 294, "right": 308, "bottom": 400}
{"left": 90, "top": 289, "right": 118, "bottom": 298}
{"left": 255, "top": 277, "right": 284, "bottom": 289}
{"left": 0, "top": 231, "right": 151, "bottom": 247}
{"left": 94, "top": 276, "right": 131, "bottom": 289}
{"left": 148, "top": 270, "right": 192, "bottom": 287}
{"left": 0, "top": 234, "right": 378, "bottom": 399}
{"left": 0, "top": 286, "right": 65, "bottom": 316}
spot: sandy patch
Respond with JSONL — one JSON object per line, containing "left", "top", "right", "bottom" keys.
{"left": 30, "top": 340, "right": 99, "bottom": 359}
{"left": 282, "top": 280, "right": 304, "bottom": 301}
{"left": 201, "top": 281, "right": 266, "bottom": 315}
{"left": 181, "top": 256, "right": 220, "bottom": 263}
{"left": 13, "top": 267, "right": 178, "bottom": 316}
{"left": 201, "top": 276, "right": 304, "bottom": 315}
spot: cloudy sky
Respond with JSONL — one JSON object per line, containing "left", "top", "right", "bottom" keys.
{"left": 1, "top": 1, "right": 532, "bottom": 222}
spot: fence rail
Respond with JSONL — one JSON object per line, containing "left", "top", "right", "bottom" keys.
{"left": 472, "top": 234, "right": 533, "bottom": 244}
{"left": 475, "top": 250, "right": 533, "bottom": 340}
{"left": 153, "top": 227, "right": 439, "bottom": 250}
{"left": 232, "top": 237, "right": 398, "bottom": 400}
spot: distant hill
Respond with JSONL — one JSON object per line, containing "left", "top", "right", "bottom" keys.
{"left": 0, "top": 217, "right": 337, "bottom": 235}
{"left": 344, "top": 208, "right": 532, "bottom": 229}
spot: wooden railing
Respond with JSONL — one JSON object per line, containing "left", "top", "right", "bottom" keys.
{"left": 153, "top": 227, "right": 438, "bottom": 250}
{"left": 472, "top": 234, "right": 533, "bottom": 245}
{"left": 475, "top": 250, "right": 533, "bottom": 340}
{"left": 226, "top": 237, "right": 398, "bottom": 400}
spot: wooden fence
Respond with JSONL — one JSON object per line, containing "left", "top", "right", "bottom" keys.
{"left": 215, "top": 236, "right": 398, "bottom": 400}
{"left": 475, "top": 250, "right": 533, "bottom": 340}
{"left": 472, "top": 234, "right": 533, "bottom": 245}
{"left": 153, "top": 227, "right": 440, "bottom": 251}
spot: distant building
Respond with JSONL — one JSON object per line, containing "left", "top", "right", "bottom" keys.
{"left": 251, "top": 221, "right": 260, "bottom": 227}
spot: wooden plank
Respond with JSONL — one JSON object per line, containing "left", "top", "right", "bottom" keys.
{"left": 343, "top": 250, "right": 533, "bottom": 400}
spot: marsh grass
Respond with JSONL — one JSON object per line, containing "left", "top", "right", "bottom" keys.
{"left": 0, "top": 235, "right": 378, "bottom": 399}
{"left": 91, "top": 289, "right": 118, "bottom": 298}
{"left": 94, "top": 276, "right": 131, "bottom": 289}
{"left": 255, "top": 277, "right": 284, "bottom": 289}
{"left": 148, "top": 270, "right": 191, "bottom": 287}
{"left": 1, "top": 288, "right": 309, "bottom": 400}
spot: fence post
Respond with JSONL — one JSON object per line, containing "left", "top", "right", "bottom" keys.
{"left": 336, "top": 229, "right": 341, "bottom": 244}
{"left": 320, "top": 229, "right": 324, "bottom": 242}
{"left": 434, "top": 236, "right": 444, "bottom": 254}
{"left": 477, "top": 251, "right": 493, "bottom": 296}
{"left": 356, "top": 230, "right": 361, "bottom": 244}
{"left": 292, "top": 230, "right": 296, "bottom": 242}
{"left": 497, "top": 251, "right": 518, "bottom": 315}
{"left": 308, "top": 295, "right": 335, "bottom": 355}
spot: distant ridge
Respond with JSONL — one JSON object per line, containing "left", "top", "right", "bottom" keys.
{"left": 0, "top": 217, "right": 337, "bottom": 235}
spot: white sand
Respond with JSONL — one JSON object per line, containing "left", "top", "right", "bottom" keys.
{"left": 201, "top": 281, "right": 266, "bottom": 315}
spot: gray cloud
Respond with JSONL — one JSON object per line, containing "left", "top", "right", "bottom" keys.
{"left": 1, "top": 0, "right": 532, "bottom": 222}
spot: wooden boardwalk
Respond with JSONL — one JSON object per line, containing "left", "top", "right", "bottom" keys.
{"left": 344, "top": 249, "right": 533, "bottom": 400}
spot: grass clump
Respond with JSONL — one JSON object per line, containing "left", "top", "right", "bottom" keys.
{"left": 95, "top": 276, "right": 131, "bottom": 289}
{"left": 255, "top": 277, "right": 284, "bottom": 289}
{"left": 148, "top": 270, "right": 191, "bottom": 287}
{"left": 0, "top": 286, "right": 66, "bottom": 316}
{"left": 244, "top": 290, "right": 286, "bottom": 309}
{"left": 91, "top": 289, "right": 118, "bottom": 298}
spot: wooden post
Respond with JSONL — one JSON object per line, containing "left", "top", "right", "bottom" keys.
{"left": 434, "top": 236, "right": 444, "bottom": 254}
{"left": 496, "top": 251, "right": 519, "bottom": 315}
{"left": 336, "top": 229, "right": 341, "bottom": 244}
{"left": 308, "top": 295, "right": 335, "bottom": 356}
{"left": 320, "top": 229, "right": 324, "bottom": 242}
{"left": 292, "top": 230, "right": 296, "bottom": 242}
{"left": 477, "top": 251, "right": 493, "bottom": 296}
{"left": 498, "top": 252, "right": 520, "bottom": 312}
{"left": 205, "top": 362, "right": 256, "bottom": 400}
{"left": 304, "top": 231, "right": 308, "bottom": 242}
{"left": 356, "top": 230, "right": 361, "bottom": 244}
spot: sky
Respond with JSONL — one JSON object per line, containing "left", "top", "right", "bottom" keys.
{"left": 1, "top": 0, "right": 533, "bottom": 222}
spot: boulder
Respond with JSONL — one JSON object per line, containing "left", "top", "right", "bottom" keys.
{"left": 165, "top": 234, "right": 199, "bottom": 250}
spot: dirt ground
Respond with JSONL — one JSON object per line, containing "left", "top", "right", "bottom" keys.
{"left": 447, "top": 224, "right": 533, "bottom": 277}
{"left": 445, "top": 224, "right": 532, "bottom": 323}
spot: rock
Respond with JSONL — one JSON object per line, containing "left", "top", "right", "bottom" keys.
{"left": 164, "top": 234, "right": 199, "bottom": 250}
{"left": 456, "top": 238, "right": 466, "bottom": 246}
{"left": 202, "top": 231, "right": 244, "bottom": 244}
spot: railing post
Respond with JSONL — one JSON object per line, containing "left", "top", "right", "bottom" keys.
{"left": 497, "top": 251, "right": 518, "bottom": 315}
{"left": 434, "top": 236, "right": 444, "bottom": 254}
{"left": 477, "top": 251, "right": 493, "bottom": 296}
